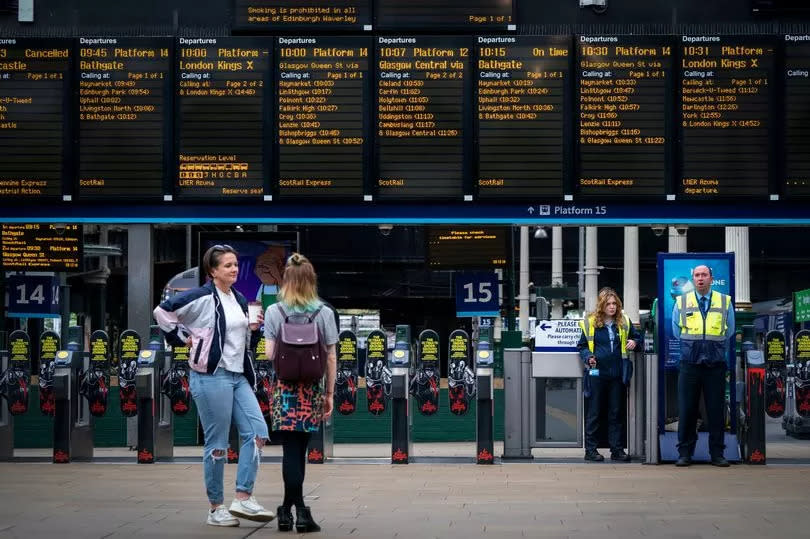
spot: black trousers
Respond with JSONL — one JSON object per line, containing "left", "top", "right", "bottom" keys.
{"left": 276, "top": 431, "right": 312, "bottom": 508}
{"left": 584, "top": 375, "right": 624, "bottom": 453}
{"left": 677, "top": 362, "right": 726, "bottom": 458}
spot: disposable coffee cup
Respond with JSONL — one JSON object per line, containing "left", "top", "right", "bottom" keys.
{"left": 248, "top": 302, "right": 262, "bottom": 324}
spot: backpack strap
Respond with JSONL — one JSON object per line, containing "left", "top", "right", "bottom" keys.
{"left": 307, "top": 304, "right": 324, "bottom": 323}
{"left": 276, "top": 303, "right": 288, "bottom": 322}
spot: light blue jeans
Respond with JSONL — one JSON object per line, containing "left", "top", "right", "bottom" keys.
{"left": 190, "top": 369, "right": 269, "bottom": 505}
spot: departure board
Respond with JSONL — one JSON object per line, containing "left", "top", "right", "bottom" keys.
{"left": 375, "top": 36, "right": 472, "bottom": 200}
{"left": 176, "top": 37, "right": 271, "bottom": 200}
{"left": 374, "top": 1, "right": 514, "bottom": 31}
{"left": 476, "top": 35, "right": 570, "bottom": 199}
{"left": 785, "top": 35, "right": 810, "bottom": 197}
{"left": 1, "top": 223, "right": 81, "bottom": 271}
{"left": 78, "top": 37, "right": 171, "bottom": 199}
{"left": 233, "top": 0, "right": 371, "bottom": 31}
{"left": 577, "top": 36, "right": 673, "bottom": 197}
{"left": 0, "top": 38, "right": 72, "bottom": 199}
{"left": 679, "top": 36, "right": 775, "bottom": 198}
{"left": 275, "top": 37, "right": 371, "bottom": 198}
{"left": 427, "top": 226, "right": 507, "bottom": 269}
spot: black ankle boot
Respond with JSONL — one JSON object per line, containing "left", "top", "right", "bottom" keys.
{"left": 277, "top": 505, "right": 293, "bottom": 531}
{"left": 295, "top": 506, "right": 321, "bottom": 533}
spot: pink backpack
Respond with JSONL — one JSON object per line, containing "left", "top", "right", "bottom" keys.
{"left": 273, "top": 305, "right": 327, "bottom": 382}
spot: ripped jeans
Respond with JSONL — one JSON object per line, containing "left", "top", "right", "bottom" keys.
{"left": 190, "top": 369, "right": 269, "bottom": 505}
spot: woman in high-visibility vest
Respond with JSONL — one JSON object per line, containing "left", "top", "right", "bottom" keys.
{"left": 577, "top": 287, "right": 642, "bottom": 462}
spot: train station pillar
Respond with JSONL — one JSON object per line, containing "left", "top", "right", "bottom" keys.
{"left": 127, "top": 224, "right": 154, "bottom": 447}
{"left": 725, "top": 226, "right": 751, "bottom": 310}
{"left": 584, "top": 227, "right": 598, "bottom": 313}
{"left": 551, "top": 226, "right": 563, "bottom": 319}
{"left": 623, "top": 227, "right": 639, "bottom": 322}
{"left": 668, "top": 227, "right": 687, "bottom": 253}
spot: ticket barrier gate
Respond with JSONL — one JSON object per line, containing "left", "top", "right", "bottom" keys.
{"left": 306, "top": 329, "right": 358, "bottom": 464}
{"left": 0, "top": 350, "right": 12, "bottom": 461}
{"left": 475, "top": 329, "right": 495, "bottom": 464}
{"left": 52, "top": 346, "right": 93, "bottom": 462}
{"left": 135, "top": 346, "right": 174, "bottom": 463}
{"left": 390, "top": 325, "right": 413, "bottom": 464}
{"left": 741, "top": 345, "right": 766, "bottom": 464}
{"left": 504, "top": 346, "right": 648, "bottom": 460}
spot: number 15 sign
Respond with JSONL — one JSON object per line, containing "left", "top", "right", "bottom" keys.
{"left": 455, "top": 272, "right": 499, "bottom": 317}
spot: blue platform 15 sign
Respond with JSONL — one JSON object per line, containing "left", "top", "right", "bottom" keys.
{"left": 6, "top": 274, "right": 60, "bottom": 318}
{"left": 455, "top": 272, "right": 499, "bottom": 317}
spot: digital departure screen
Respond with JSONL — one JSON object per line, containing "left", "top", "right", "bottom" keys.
{"left": 375, "top": 36, "right": 472, "bottom": 200}
{"left": 679, "top": 36, "right": 775, "bottom": 198}
{"left": 233, "top": 1, "right": 371, "bottom": 31}
{"left": 0, "top": 223, "right": 82, "bottom": 271}
{"left": 577, "top": 36, "right": 673, "bottom": 197}
{"left": 374, "top": 1, "right": 514, "bottom": 31}
{"left": 0, "top": 38, "right": 72, "bottom": 199}
{"left": 476, "top": 35, "right": 570, "bottom": 198}
{"left": 784, "top": 35, "right": 810, "bottom": 197}
{"left": 427, "top": 226, "right": 507, "bottom": 269}
{"left": 275, "top": 36, "right": 371, "bottom": 198}
{"left": 176, "top": 37, "right": 271, "bottom": 200}
{"left": 77, "top": 37, "right": 171, "bottom": 199}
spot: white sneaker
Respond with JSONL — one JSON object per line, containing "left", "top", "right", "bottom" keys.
{"left": 229, "top": 496, "right": 276, "bottom": 522}
{"left": 207, "top": 505, "right": 239, "bottom": 527}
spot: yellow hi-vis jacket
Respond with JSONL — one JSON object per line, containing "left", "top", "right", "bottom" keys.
{"left": 677, "top": 290, "right": 729, "bottom": 342}
{"left": 578, "top": 313, "right": 632, "bottom": 359}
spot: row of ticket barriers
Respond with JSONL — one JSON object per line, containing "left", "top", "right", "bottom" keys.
{"left": 0, "top": 324, "right": 497, "bottom": 464}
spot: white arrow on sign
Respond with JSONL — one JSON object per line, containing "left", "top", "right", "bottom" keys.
{"left": 534, "top": 319, "right": 582, "bottom": 351}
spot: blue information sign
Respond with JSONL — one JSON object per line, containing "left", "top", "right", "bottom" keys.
{"left": 5, "top": 274, "right": 60, "bottom": 318}
{"left": 455, "top": 272, "right": 499, "bottom": 317}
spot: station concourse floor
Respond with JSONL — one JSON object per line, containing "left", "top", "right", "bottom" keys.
{"left": 3, "top": 425, "right": 810, "bottom": 539}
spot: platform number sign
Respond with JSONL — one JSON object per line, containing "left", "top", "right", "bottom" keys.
{"left": 455, "top": 272, "right": 499, "bottom": 317}
{"left": 6, "top": 274, "right": 60, "bottom": 318}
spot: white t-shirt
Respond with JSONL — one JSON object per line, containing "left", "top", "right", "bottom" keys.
{"left": 216, "top": 287, "right": 247, "bottom": 373}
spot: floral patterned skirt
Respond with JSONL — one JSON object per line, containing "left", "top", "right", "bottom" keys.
{"left": 270, "top": 379, "right": 324, "bottom": 432}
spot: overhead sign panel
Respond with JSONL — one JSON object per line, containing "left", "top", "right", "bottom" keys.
{"left": 784, "top": 35, "right": 810, "bottom": 197}
{"left": 678, "top": 36, "right": 776, "bottom": 199}
{"left": 77, "top": 37, "right": 172, "bottom": 199}
{"left": 275, "top": 36, "right": 371, "bottom": 198}
{"left": 375, "top": 36, "right": 472, "bottom": 200}
{"left": 233, "top": 0, "right": 371, "bottom": 32}
{"left": 476, "top": 35, "right": 570, "bottom": 199}
{"left": 374, "top": 0, "right": 514, "bottom": 31}
{"left": 0, "top": 38, "right": 72, "bottom": 199}
{"left": 427, "top": 226, "right": 506, "bottom": 269}
{"left": 175, "top": 37, "right": 272, "bottom": 200}
{"left": 576, "top": 35, "right": 673, "bottom": 197}
{"left": 1, "top": 223, "right": 82, "bottom": 272}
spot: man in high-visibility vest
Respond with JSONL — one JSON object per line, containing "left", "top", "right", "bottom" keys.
{"left": 672, "top": 264, "right": 735, "bottom": 467}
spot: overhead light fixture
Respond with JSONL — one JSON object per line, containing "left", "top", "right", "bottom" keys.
{"left": 579, "top": 0, "right": 608, "bottom": 14}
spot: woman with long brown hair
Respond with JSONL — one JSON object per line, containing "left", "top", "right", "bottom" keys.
{"left": 264, "top": 253, "right": 338, "bottom": 533}
{"left": 577, "top": 287, "right": 642, "bottom": 462}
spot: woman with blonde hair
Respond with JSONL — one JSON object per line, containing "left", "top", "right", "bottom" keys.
{"left": 577, "top": 287, "right": 642, "bottom": 462}
{"left": 264, "top": 253, "right": 337, "bottom": 533}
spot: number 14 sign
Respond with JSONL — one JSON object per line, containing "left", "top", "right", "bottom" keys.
{"left": 455, "top": 272, "right": 500, "bottom": 317}
{"left": 6, "top": 274, "right": 60, "bottom": 318}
